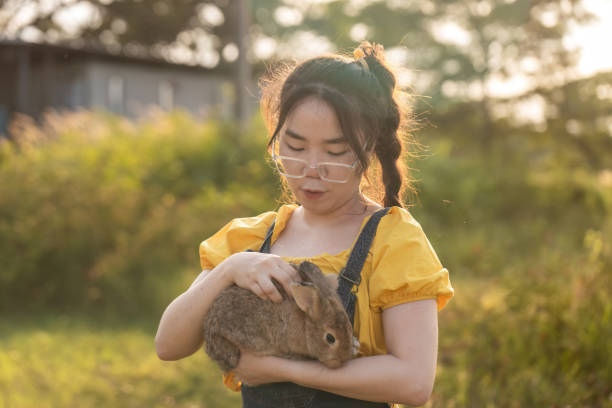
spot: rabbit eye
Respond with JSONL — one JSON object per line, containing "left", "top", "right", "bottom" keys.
{"left": 325, "top": 333, "right": 336, "bottom": 344}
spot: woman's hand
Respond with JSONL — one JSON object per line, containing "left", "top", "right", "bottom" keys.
{"left": 233, "top": 351, "right": 291, "bottom": 386}
{"left": 219, "top": 252, "right": 301, "bottom": 303}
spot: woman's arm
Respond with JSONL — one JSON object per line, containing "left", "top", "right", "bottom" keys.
{"left": 234, "top": 298, "right": 438, "bottom": 406}
{"left": 155, "top": 252, "right": 301, "bottom": 361}
{"left": 155, "top": 265, "right": 231, "bottom": 361}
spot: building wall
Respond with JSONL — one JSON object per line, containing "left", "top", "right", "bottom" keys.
{"left": 0, "top": 49, "right": 89, "bottom": 133}
{"left": 84, "top": 60, "right": 232, "bottom": 119}
{"left": 1, "top": 44, "right": 239, "bottom": 136}
{"left": 40, "top": 58, "right": 89, "bottom": 113}
{"left": 0, "top": 62, "right": 16, "bottom": 133}
{"left": 0, "top": 53, "right": 89, "bottom": 115}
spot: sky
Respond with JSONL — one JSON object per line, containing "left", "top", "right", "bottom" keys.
{"left": 564, "top": 0, "right": 612, "bottom": 77}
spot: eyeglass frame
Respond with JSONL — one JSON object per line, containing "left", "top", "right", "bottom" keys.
{"left": 270, "top": 138, "right": 359, "bottom": 184}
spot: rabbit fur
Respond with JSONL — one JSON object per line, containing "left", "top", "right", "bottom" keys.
{"left": 203, "top": 260, "right": 358, "bottom": 373}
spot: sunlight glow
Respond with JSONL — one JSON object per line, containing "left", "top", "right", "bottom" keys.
{"left": 253, "top": 36, "right": 277, "bottom": 60}
{"left": 51, "top": 1, "right": 100, "bottom": 36}
{"left": 429, "top": 20, "right": 472, "bottom": 47}
{"left": 197, "top": 3, "right": 224, "bottom": 27}
{"left": 274, "top": 6, "right": 303, "bottom": 27}
{"left": 564, "top": 0, "right": 612, "bottom": 76}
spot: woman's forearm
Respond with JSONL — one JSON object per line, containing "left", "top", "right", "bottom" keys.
{"left": 283, "top": 354, "right": 432, "bottom": 406}
{"left": 155, "top": 251, "right": 300, "bottom": 361}
{"left": 155, "top": 263, "right": 233, "bottom": 361}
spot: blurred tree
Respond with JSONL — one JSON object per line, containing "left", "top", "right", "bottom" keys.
{"left": 0, "top": 0, "right": 238, "bottom": 70}
{"left": 289, "top": 0, "right": 594, "bottom": 149}
{"left": 535, "top": 71, "right": 612, "bottom": 170}
{"left": 0, "top": 0, "right": 604, "bottom": 152}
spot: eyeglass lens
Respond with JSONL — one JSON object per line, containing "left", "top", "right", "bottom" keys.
{"left": 275, "top": 157, "right": 351, "bottom": 182}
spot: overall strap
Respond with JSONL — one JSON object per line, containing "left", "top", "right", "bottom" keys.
{"left": 258, "top": 220, "right": 276, "bottom": 253}
{"left": 337, "top": 207, "right": 390, "bottom": 326}
{"left": 256, "top": 207, "right": 390, "bottom": 325}
{"left": 241, "top": 210, "right": 392, "bottom": 408}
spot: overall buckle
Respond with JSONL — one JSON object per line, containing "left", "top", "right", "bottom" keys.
{"left": 339, "top": 267, "right": 361, "bottom": 286}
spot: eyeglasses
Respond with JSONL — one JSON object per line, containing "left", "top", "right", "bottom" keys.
{"left": 271, "top": 139, "right": 358, "bottom": 183}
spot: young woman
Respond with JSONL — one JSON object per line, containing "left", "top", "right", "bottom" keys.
{"left": 155, "top": 41, "right": 454, "bottom": 408}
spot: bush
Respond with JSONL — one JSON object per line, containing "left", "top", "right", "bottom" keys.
{"left": 433, "top": 221, "right": 612, "bottom": 406}
{"left": 0, "top": 110, "right": 279, "bottom": 316}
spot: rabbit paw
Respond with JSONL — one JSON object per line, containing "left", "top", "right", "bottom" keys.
{"left": 352, "top": 336, "right": 360, "bottom": 356}
{"left": 206, "top": 334, "right": 241, "bottom": 372}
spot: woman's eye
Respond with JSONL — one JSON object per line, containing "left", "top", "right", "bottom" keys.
{"left": 286, "top": 144, "right": 347, "bottom": 156}
{"left": 287, "top": 144, "right": 303, "bottom": 151}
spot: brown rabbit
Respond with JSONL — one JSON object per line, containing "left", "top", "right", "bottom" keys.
{"left": 203, "top": 260, "right": 357, "bottom": 373}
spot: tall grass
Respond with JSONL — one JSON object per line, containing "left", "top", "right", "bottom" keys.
{"left": 0, "top": 314, "right": 241, "bottom": 408}
{"left": 0, "top": 109, "right": 279, "bottom": 316}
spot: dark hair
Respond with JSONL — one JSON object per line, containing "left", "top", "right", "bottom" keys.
{"left": 258, "top": 41, "right": 420, "bottom": 208}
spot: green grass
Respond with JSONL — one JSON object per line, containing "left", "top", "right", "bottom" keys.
{"left": 1, "top": 270, "right": 610, "bottom": 408}
{"left": 0, "top": 314, "right": 241, "bottom": 408}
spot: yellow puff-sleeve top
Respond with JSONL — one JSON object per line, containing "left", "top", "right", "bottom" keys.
{"left": 199, "top": 203, "right": 454, "bottom": 392}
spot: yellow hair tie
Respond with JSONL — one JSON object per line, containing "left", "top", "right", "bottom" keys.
{"left": 353, "top": 48, "right": 369, "bottom": 71}
{"left": 353, "top": 48, "right": 365, "bottom": 60}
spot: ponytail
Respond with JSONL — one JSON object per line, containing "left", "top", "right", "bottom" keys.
{"left": 356, "top": 41, "right": 409, "bottom": 208}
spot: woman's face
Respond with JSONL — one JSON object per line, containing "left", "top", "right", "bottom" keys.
{"left": 275, "top": 96, "right": 363, "bottom": 215}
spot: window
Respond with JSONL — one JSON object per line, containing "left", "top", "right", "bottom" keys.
{"left": 107, "top": 76, "right": 124, "bottom": 113}
{"left": 158, "top": 80, "right": 174, "bottom": 111}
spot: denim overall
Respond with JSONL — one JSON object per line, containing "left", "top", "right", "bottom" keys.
{"left": 241, "top": 207, "right": 391, "bottom": 408}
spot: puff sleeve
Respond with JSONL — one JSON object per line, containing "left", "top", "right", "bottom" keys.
{"left": 368, "top": 207, "right": 454, "bottom": 312}
{"left": 198, "top": 211, "right": 276, "bottom": 271}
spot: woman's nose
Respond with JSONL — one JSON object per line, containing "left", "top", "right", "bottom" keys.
{"left": 304, "top": 152, "right": 325, "bottom": 178}
{"left": 304, "top": 161, "right": 321, "bottom": 178}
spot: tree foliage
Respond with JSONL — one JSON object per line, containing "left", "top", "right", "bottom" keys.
{"left": 1, "top": 1, "right": 607, "bottom": 161}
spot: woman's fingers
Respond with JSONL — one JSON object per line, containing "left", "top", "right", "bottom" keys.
{"left": 236, "top": 255, "right": 304, "bottom": 302}
{"left": 285, "top": 262, "right": 301, "bottom": 281}
{"left": 258, "top": 277, "right": 284, "bottom": 303}
{"left": 249, "top": 282, "right": 266, "bottom": 300}
{"left": 272, "top": 266, "right": 300, "bottom": 300}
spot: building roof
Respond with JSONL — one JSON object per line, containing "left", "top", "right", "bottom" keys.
{"left": 0, "top": 39, "right": 231, "bottom": 76}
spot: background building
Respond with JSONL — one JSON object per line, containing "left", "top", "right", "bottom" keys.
{"left": 0, "top": 40, "right": 239, "bottom": 135}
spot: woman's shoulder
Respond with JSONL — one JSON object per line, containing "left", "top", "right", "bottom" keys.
{"left": 213, "top": 204, "right": 297, "bottom": 236}
{"left": 198, "top": 204, "right": 297, "bottom": 270}
{"left": 224, "top": 209, "right": 277, "bottom": 232}
{"left": 368, "top": 205, "right": 454, "bottom": 311}
{"left": 370, "top": 205, "right": 443, "bottom": 270}
{"left": 376, "top": 205, "right": 424, "bottom": 238}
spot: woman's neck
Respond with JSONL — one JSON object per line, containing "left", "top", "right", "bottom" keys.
{"left": 297, "top": 194, "right": 378, "bottom": 229}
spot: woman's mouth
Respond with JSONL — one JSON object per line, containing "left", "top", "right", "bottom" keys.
{"left": 303, "top": 189, "right": 325, "bottom": 200}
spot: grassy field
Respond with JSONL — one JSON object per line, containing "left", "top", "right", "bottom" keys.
{"left": 7, "top": 275, "right": 604, "bottom": 408}
{"left": 0, "top": 313, "right": 242, "bottom": 408}
{"left": 1, "top": 300, "right": 463, "bottom": 408}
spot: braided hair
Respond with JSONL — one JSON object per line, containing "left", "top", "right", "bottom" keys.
{"left": 258, "top": 41, "right": 420, "bottom": 208}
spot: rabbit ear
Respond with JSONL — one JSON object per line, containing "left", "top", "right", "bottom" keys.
{"left": 290, "top": 282, "right": 321, "bottom": 321}
{"left": 324, "top": 273, "right": 339, "bottom": 291}
{"left": 297, "top": 261, "right": 322, "bottom": 282}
